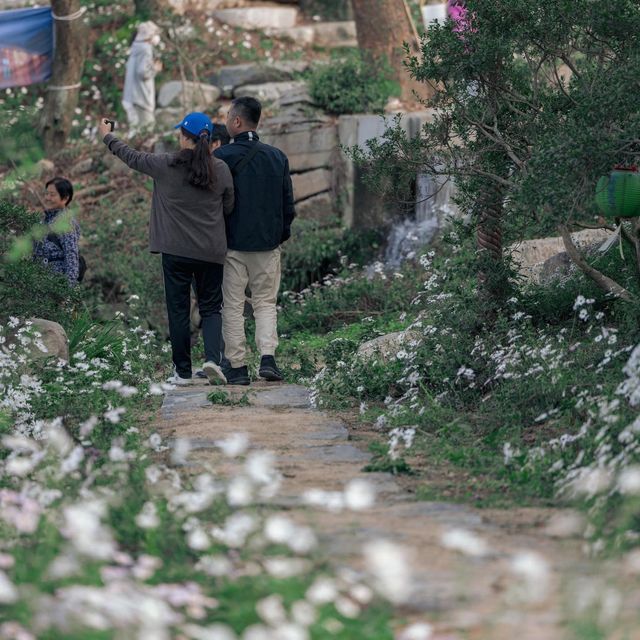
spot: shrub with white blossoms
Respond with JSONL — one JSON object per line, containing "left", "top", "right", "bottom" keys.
{"left": 310, "top": 247, "right": 640, "bottom": 555}
{"left": 0, "top": 316, "right": 424, "bottom": 638}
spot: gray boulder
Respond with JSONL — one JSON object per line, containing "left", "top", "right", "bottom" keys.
{"left": 357, "top": 331, "right": 421, "bottom": 363}
{"left": 70, "top": 157, "right": 94, "bottom": 176}
{"left": 11, "top": 319, "right": 70, "bottom": 363}
{"left": 539, "top": 252, "right": 574, "bottom": 284}
{"left": 233, "top": 80, "right": 308, "bottom": 103}
{"left": 209, "top": 61, "right": 309, "bottom": 98}
{"left": 157, "top": 80, "right": 221, "bottom": 109}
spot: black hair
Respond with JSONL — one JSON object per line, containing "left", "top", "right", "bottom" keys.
{"left": 211, "top": 124, "right": 230, "bottom": 146}
{"left": 45, "top": 177, "right": 74, "bottom": 205}
{"left": 171, "top": 127, "right": 216, "bottom": 190}
{"left": 230, "top": 97, "right": 262, "bottom": 127}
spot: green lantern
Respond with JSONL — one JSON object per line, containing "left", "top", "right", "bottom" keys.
{"left": 595, "top": 166, "right": 640, "bottom": 218}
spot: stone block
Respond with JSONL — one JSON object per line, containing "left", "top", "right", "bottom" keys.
{"left": 295, "top": 192, "right": 335, "bottom": 222}
{"left": 26, "top": 318, "right": 69, "bottom": 362}
{"left": 168, "top": 0, "right": 225, "bottom": 14}
{"left": 292, "top": 169, "right": 332, "bottom": 201}
{"left": 266, "top": 25, "right": 316, "bottom": 45}
{"left": 312, "top": 21, "right": 357, "bottom": 48}
{"left": 509, "top": 229, "right": 613, "bottom": 283}
{"left": 209, "top": 61, "right": 309, "bottom": 97}
{"left": 233, "top": 80, "right": 308, "bottom": 103}
{"left": 509, "top": 229, "right": 611, "bottom": 270}
{"left": 260, "top": 121, "right": 338, "bottom": 172}
{"left": 213, "top": 7, "right": 299, "bottom": 30}
{"left": 157, "top": 80, "right": 221, "bottom": 109}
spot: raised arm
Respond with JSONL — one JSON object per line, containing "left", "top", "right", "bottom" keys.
{"left": 98, "top": 119, "right": 166, "bottom": 179}
{"left": 102, "top": 133, "right": 167, "bottom": 179}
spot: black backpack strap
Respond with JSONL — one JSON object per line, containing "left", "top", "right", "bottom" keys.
{"left": 229, "top": 142, "right": 262, "bottom": 177}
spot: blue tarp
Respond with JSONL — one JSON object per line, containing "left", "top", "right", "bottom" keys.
{"left": 0, "top": 7, "right": 52, "bottom": 89}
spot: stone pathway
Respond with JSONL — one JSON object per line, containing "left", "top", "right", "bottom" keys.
{"left": 159, "top": 382, "right": 588, "bottom": 639}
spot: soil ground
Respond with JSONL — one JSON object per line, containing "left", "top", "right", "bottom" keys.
{"left": 155, "top": 380, "right": 604, "bottom": 639}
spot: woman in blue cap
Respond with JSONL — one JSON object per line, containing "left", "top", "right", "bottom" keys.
{"left": 98, "top": 113, "right": 234, "bottom": 386}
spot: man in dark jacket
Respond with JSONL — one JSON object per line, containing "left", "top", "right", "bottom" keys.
{"left": 215, "top": 97, "right": 296, "bottom": 385}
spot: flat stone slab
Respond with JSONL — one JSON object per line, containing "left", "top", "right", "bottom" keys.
{"left": 301, "top": 420, "right": 348, "bottom": 441}
{"left": 157, "top": 383, "right": 583, "bottom": 638}
{"left": 248, "top": 384, "right": 311, "bottom": 409}
{"left": 299, "top": 443, "right": 371, "bottom": 464}
{"left": 161, "top": 389, "right": 209, "bottom": 418}
{"left": 213, "top": 7, "right": 299, "bottom": 30}
{"left": 162, "top": 383, "right": 310, "bottom": 418}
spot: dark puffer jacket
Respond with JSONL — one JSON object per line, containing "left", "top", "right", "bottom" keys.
{"left": 215, "top": 131, "right": 296, "bottom": 252}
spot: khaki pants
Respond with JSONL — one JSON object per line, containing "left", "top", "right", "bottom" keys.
{"left": 222, "top": 248, "right": 281, "bottom": 368}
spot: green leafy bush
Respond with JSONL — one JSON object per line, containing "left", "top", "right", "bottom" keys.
{"left": 308, "top": 53, "right": 399, "bottom": 115}
{"left": 299, "top": 0, "right": 352, "bottom": 20}
{"left": 282, "top": 219, "right": 384, "bottom": 293}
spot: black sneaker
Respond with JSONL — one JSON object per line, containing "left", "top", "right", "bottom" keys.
{"left": 259, "top": 355, "right": 284, "bottom": 382}
{"left": 224, "top": 365, "right": 251, "bottom": 386}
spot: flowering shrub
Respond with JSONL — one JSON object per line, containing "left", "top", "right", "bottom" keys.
{"left": 309, "top": 241, "right": 640, "bottom": 550}
{"left": 0, "top": 312, "right": 417, "bottom": 638}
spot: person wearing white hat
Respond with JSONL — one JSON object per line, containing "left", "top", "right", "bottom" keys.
{"left": 122, "top": 21, "right": 162, "bottom": 134}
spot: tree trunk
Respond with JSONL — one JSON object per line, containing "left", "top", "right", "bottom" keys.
{"left": 476, "top": 179, "right": 506, "bottom": 308}
{"left": 351, "top": 0, "right": 429, "bottom": 102}
{"left": 39, "top": 0, "right": 87, "bottom": 156}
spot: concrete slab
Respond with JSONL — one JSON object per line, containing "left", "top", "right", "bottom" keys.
{"left": 213, "top": 7, "right": 299, "bottom": 30}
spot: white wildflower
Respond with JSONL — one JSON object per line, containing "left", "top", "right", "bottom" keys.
{"left": 509, "top": 551, "right": 551, "bottom": 604}
{"left": 618, "top": 466, "right": 640, "bottom": 495}
{"left": 363, "top": 540, "right": 412, "bottom": 604}
{"left": 135, "top": 502, "right": 160, "bottom": 529}
{"left": 398, "top": 622, "right": 433, "bottom": 640}
{"left": 344, "top": 479, "right": 376, "bottom": 511}
{"left": 441, "top": 528, "right": 490, "bottom": 557}
{"left": 216, "top": 433, "right": 250, "bottom": 457}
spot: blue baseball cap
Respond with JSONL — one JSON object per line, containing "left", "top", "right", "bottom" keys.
{"left": 174, "top": 112, "right": 213, "bottom": 138}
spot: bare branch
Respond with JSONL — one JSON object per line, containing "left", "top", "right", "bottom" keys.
{"left": 559, "top": 224, "right": 635, "bottom": 302}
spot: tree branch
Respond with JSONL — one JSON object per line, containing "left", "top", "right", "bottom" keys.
{"left": 559, "top": 224, "right": 635, "bottom": 302}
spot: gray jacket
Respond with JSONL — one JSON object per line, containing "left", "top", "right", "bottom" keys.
{"left": 103, "top": 134, "right": 234, "bottom": 264}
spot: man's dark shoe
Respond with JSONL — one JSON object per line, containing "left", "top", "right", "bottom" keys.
{"left": 224, "top": 365, "right": 251, "bottom": 386}
{"left": 259, "top": 355, "right": 284, "bottom": 382}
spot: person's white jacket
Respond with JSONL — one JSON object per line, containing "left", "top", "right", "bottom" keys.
{"left": 122, "top": 40, "right": 156, "bottom": 113}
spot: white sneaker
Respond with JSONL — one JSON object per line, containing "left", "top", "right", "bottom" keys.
{"left": 166, "top": 368, "right": 193, "bottom": 386}
{"left": 202, "top": 361, "right": 227, "bottom": 385}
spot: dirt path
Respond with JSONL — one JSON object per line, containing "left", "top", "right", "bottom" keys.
{"left": 158, "top": 381, "right": 588, "bottom": 639}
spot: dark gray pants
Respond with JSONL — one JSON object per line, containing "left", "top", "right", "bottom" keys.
{"left": 162, "top": 253, "right": 224, "bottom": 378}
